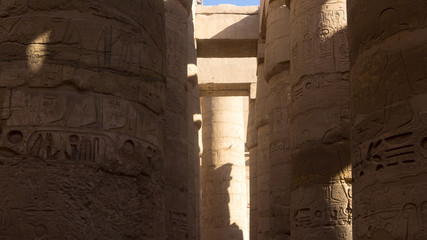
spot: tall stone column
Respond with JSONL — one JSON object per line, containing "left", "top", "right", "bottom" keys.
{"left": 263, "top": 1, "right": 292, "bottom": 239}
{"left": 201, "top": 96, "right": 248, "bottom": 240}
{"left": 288, "top": 0, "right": 352, "bottom": 239}
{"left": 247, "top": 98, "right": 258, "bottom": 240}
{"left": 164, "top": 0, "right": 195, "bottom": 239}
{"left": 0, "top": 0, "right": 166, "bottom": 238}
{"left": 348, "top": 1, "right": 427, "bottom": 239}
{"left": 255, "top": 63, "right": 271, "bottom": 240}
{"left": 187, "top": 0, "right": 202, "bottom": 239}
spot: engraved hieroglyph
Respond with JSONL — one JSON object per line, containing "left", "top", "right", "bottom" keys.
{"left": 164, "top": 0, "right": 193, "bottom": 239}
{"left": 0, "top": 0, "right": 166, "bottom": 238}
{"left": 288, "top": 0, "right": 352, "bottom": 239}
{"left": 263, "top": 1, "right": 292, "bottom": 239}
{"left": 348, "top": 0, "right": 427, "bottom": 239}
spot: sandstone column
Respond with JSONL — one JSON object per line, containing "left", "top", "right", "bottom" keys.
{"left": 187, "top": 0, "right": 202, "bottom": 239}
{"left": 0, "top": 1, "right": 166, "bottom": 238}
{"left": 201, "top": 96, "right": 248, "bottom": 240}
{"left": 348, "top": 1, "right": 427, "bottom": 239}
{"left": 288, "top": 0, "right": 352, "bottom": 239}
{"left": 255, "top": 63, "right": 271, "bottom": 240}
{"left": 263, "top": 1, "right": 292, "bottom": 239}
{"left": 247, "top": 99, "right": 259, "bottom": 240}
{"left": 164, "top": 0, "right": 194, "bottom": 239}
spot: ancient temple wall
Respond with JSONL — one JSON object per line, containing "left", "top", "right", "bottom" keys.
{"left": 0, "top": 0, "right": 166, "bottom": 238}
{"left": 201, "top": 96, "right": 248, "bottom": 240}
{"left": 288, "top": 0, "right": 352, "bottom": 239}
{"left": 348, "top": 1, "right": 427, "bottom": 239}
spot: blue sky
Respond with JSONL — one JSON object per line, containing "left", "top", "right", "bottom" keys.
{"left": 203, "top": 0, "right": 260, "bottom": 6}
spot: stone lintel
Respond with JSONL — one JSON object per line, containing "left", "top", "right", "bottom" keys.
{"left": 197, "top": 39, "right": 257, "bottom": 58}
{"left": 196, "top": 5, "right": 259, "bottom": 15}
{"left": 196, "top": 7, "right": 259, "bottom": 40}
{"left": 199, "top": 83, "right": 251, "bottom": 97}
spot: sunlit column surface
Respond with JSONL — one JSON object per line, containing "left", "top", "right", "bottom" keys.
{"left": 201, "top": 96, "right": 248, "bottom": 240}
{"left": 288, "top": 0, "right": 352, "bottom": 239}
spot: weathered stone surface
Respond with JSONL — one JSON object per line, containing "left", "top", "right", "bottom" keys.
{"left": 195, "top": 5, "right": 259, "bottom": 59}
{"left": 164, "top": 0, "right": 195, "bottom": 239}
{"left": 348, "top": 1, "right": 427, "bottom": 239}
{"left": 196, "top": 5, "right": 259, "bottom": 40}
{"left": 247, "top": 99, "right": 259, "bottom": 240}
{"left": 197, "top": 58, "right": 257, "bottom": 85}
{"left": 268, "top": 70, "right": 291, "bottom": 240}
{"left": 262, "top": 2, "right": 293, "bottom": 239}
{"left": 201, "top": 96, "right": 248, "bottom": 240}
{"left": 254, "top": 63, "right": 271, "bottom": 240}
{"left": 288, "top": 0, "right": 352, "bottom": 239}
{"left": 0, "top": 0, "right": 166, "bottom": 238}
{"left": 187, "top": 1, "right": 202, "bottom": 239}
{"left": 264, "top": 0, "right": 291, "bottom": 81}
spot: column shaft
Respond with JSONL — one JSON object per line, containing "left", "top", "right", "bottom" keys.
{"left": 201, "top": 96, "right": 248, "bottom": 240}
{"left": 255, "top": 63, "right": 271, "bottom": 240}
{"left": 348, "top": 0, "right": 427, "bottom": 239}
{"left": 164, "top": 0, "right": 192, "bottom": 239}
{"left": 0, "top": 1, "right": 166, "bottom": 238}
{"left": 264, "top": 1, "right": 292, "bottom": 239}
{"left": 289, "top": 0, "right": 352, "bottom": 239}
{"left": 247, "top": 99, "right": 259, "bottom": 240}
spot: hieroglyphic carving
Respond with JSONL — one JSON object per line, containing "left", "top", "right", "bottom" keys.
{"left": 289, "top": 0, "right": 351, "bottom": 239}
{"left": 0, "top": 0, "right": 166, "bottom": 238}
{"left": 0, "top": 88, "right": 161, "bottom": 176}
{"left": 349, "top": 1, "right": 427, "bottom": 239}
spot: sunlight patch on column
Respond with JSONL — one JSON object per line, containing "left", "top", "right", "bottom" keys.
{"left": 26, "top": 30, "right": 52, "bottom": 73}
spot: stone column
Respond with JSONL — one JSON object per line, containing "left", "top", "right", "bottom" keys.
{"left": 0, "top": 0, "right": 166, "bottom": 238}
{"left": 164, "top": 0, "right": 192, "bottom": 239}
{"left": 247, "top": 98, "right": 258, "bottom": 240}
{"left": 348, "top": 1, "right": 427, "bottom": 239}
{"left": 255, "top": 63, "right": 271, "bottom": 240}
{"left": 187, "top": 0, "right": 202, "bottom": 239}
{"left": 263, "top": 1, "right": 292, "bottom": 239}
{"left": 201, "top": 96, "right": 248, "bottom": 240}
{"left": 288, "top": 0, "right": 352, "bottom": 239}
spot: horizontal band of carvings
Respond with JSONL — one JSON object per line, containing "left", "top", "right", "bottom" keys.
{"left": 199, "top": 83, "right": 251, "bottom": 97}
{"left": 197, "top": 39, "right": 258, "bottom": 58}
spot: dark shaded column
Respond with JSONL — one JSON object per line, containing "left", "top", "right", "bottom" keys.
{"left": 186, "top": 1, "right": 202, "bottom": 239}
{"left": 348, "top": 1, "right": 427, "bottom": 239}
{"left": 263, "top": 1, "right": 292, "bottom": 239}
{"left": 255, "top": 63, "right": 271, "bottom": 240}
{"left": 0, "top": 0, "right": 166, "bottom": 238}
{"left": 247, "top": 98, "right": 259, "bottom": 240}
{"left": 164, "top": 0, "right": 196, "bottom": 239}
{"left": 288, "top": 0, "right": 352, "bottom": 239}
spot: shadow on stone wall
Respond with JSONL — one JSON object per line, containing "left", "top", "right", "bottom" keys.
{"left": 202, "top": 163, "right": 244, "bottom": 240}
